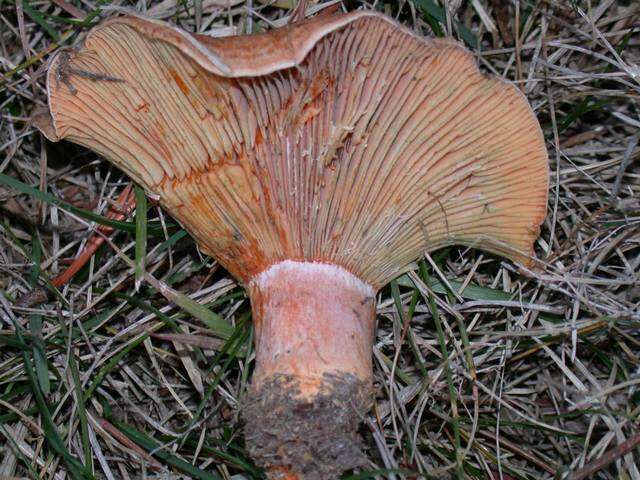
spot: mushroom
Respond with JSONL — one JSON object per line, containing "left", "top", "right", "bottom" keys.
{"left": 35, "top": 8, "right": 549, "bottom": 479}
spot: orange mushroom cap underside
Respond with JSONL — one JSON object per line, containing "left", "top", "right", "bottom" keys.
{"left": 39, "top": 10, "right": 549, "bottom": 288}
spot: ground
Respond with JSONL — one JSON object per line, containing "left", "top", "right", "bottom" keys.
{"left": 0, "top": 0, "right": 639, "bottom": 479}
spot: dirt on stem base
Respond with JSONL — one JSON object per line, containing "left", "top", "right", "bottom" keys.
{"left": 243, "top": 372, "right": 372, "bottom": 480}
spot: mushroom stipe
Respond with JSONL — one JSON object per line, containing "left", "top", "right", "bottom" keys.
{"left": 36, "top": 8, "right": 549, "bottom": 479}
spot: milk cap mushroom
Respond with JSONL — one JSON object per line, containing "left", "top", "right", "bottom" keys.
{"left": 36, "top": 9, "right": 549, "bottom": 479}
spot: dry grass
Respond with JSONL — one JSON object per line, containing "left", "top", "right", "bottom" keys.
{"left": 1, "top": 0, "right": 639, "bottom": 479}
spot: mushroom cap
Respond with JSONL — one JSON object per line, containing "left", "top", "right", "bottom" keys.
{"left": 39, "top": 10, "right": 549, "bottom": 288}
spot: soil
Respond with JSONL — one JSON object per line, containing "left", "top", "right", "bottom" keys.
{"left": 243, "top": 372, "right": 372, "bottom": 479}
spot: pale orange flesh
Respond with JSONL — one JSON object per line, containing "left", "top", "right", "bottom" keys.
{"left": 248, "top": 261, "right": 376, "bottom": 397}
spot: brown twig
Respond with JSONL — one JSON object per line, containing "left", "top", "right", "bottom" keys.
{"left": 15, "top": 184, "right": 135, "bottom": 307}
{"left": 568, "top": 433, "right": 640, "bottom": 480}
{"left": 51, "top": 184, "right": 135, "bottom": 289}
{"left": 96, "top": 418, "right": 163, "bottom": 471}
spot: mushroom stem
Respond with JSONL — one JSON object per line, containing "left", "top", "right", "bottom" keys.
{"left": 244, "top": 261, "right": 376, "bottom": 478}
{"left": 249, "top": 261, "right": 376, "bottom": 391}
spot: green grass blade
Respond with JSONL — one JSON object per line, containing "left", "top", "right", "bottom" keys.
{"left": 0, "top": 334, "right": 30, "bottom": 351}
{"left": 156, "top": 283, "right": 234, "bottom": 339}
{"left": 414, "top": 0, "right": 477, "bottom": 48}
{"left": 22, "top": 350, "right": 93, "bottom": 479}
{"left": 134, "top": 185, "right": 148, "bottom": 291}
{"left": 29, "top": 315, "right": 50, "bottom": 395}
{"left": 181, "top": 318, "right": 249, "bottom": 444}
{"left": 0, "top": 173, "right": 171, "bottom": 235}
{"left": 69, "top": 353, "right": 92, "bottom": 469}
{"left": 28, "top": 231, "right": 42, "bottom": 287}
{"left": 21, "top": 0, "right": 60, "bottom": 40}
{"left": 390, "top": 280, "right": 428, "bottom": 377}
{"left": 417, "top": 261, "right": 464, "bottom": 480}
{"left": 111, "top": 421, "right": 222, "bottom": 480}
{"left": 84, "top": 332, "right": 150, "bottom": 401}
{"left": 0, "top": 424, "right": 42, "bottom": 478}
{"left": 396, "top": 274, "right": 514, "bottom": 301}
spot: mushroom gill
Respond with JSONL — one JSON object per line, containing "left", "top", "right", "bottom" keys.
{"left": 37, "top": 9, "right": 549, "bottom": 479}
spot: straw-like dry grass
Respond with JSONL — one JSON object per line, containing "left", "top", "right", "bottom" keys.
{"left": 1, "top": 0, "right": 639, "bottom": 479}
